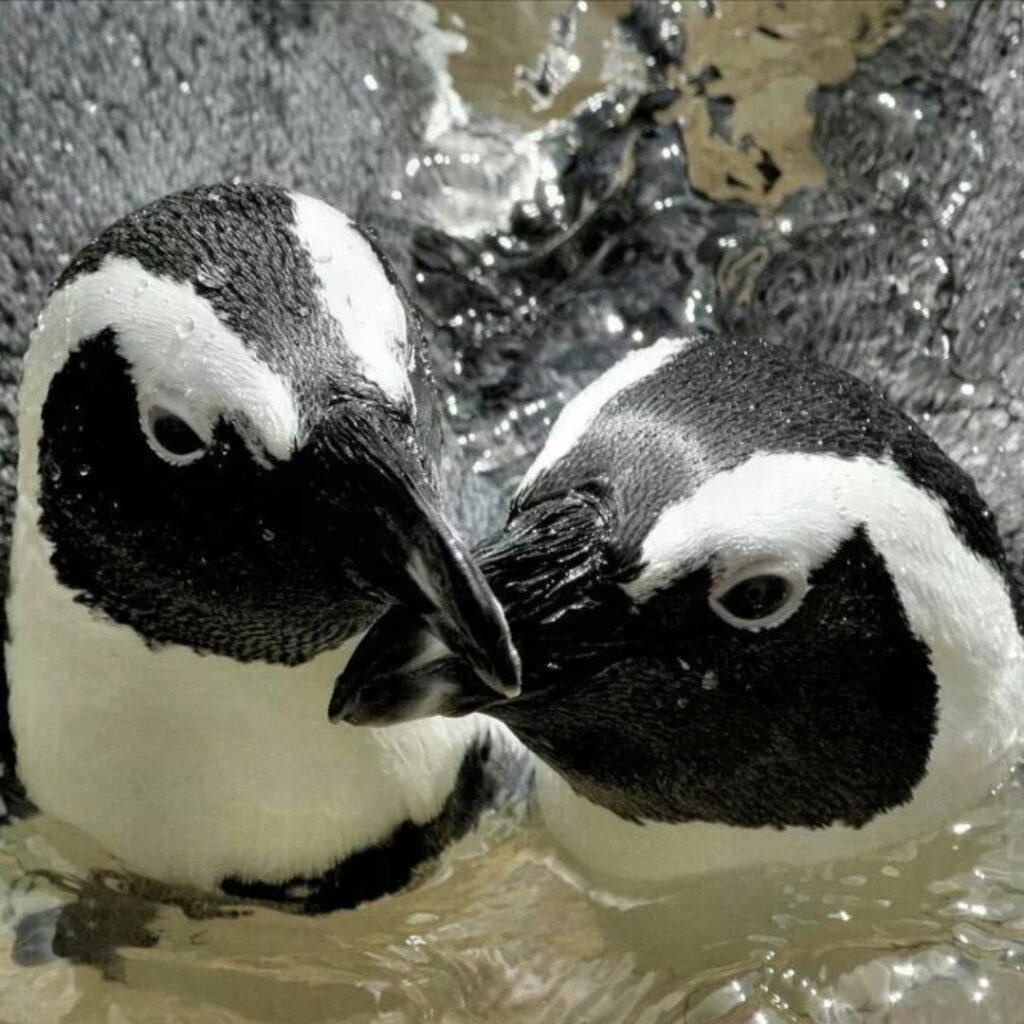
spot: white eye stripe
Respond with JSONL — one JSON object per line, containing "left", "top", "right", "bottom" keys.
{"left": 289, "top": 192, "right": 411, "bottom": 406}
{"left": 625, "top": 453, "right": 896, "bottom": 604}
{"left": 27, "top": 254, "right": 301, "bottom": 465}
{"left": 518, "top": 336, "right": 694, "bottom": 494}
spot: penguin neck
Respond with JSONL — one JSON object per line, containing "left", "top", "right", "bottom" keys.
{"left": 533, "top": 722, "right": 1021, "bottom": 884}
{"left": 5, "top": 483, "right": 491, "bottom": 892}
{"left": 531, "top": 623, "right": 1024, "bottom": 885}
{"left": 531, "top": 627, "right": 1024, "bottom": 886}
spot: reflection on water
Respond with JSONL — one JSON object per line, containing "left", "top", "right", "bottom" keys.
{"left": 4, "top": 774, "right": 1024, "bottom": 1022}
{"left": 5, "top": 0, "right": 1024, "bottom": 1020}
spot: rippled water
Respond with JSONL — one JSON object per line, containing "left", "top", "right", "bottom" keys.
{"left": 3, "top": 1, "right": 1024, "bottom": 1021}
{"left": 5, "top": 771, "right": 1024, "bottom": 1022}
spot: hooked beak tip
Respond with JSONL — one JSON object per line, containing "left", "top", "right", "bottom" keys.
{"left": 326, "top": 688, "right": 354, "bottom": 725}
{"left": 327, "top": 679, "right": 377, "bottom": 726}
{"left": 328, "top": 604, "right": 513, "bottom": 727}
{"left": 365, "top": 498, "right": 520, "bottom": 697}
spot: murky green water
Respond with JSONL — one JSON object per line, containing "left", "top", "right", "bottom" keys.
{"left": 4, "top": 1, "right": 1024, "bottom": 1021}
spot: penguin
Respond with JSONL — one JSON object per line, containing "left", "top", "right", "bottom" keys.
{"left": 332, "top": 332, "right": 1024, "bottom": 883}
{"left": 5, "top": 181, "right": 522, "bottom": 912}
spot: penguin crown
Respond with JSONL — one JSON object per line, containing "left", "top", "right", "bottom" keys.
{"left": 47, "top": 182, "right": 418, "bottom": 453}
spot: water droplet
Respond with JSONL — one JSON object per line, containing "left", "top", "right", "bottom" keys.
{"left": 196, "top": 265, "right": 228, "bottom": 290}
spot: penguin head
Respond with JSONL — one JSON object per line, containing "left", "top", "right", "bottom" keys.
{"left": 333, "top": 335, "right": 1024, "bottom": 830}
{"left": 16, "top": 183, "right": 517, "bottom": 689}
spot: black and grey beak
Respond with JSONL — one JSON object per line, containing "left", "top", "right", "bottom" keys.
{"left": 329, "top": 487, "right": 612, "bottom": 725}
{"left": 309, "top": 400, "right": 520, "bottom": 698}
{"left": 364, "top": 489, "right": 520, "bottom": 698}
{"left": 328, "top": 606, "right": 496, "bottom": 725}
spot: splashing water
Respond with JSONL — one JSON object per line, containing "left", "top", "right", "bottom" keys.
{"left": 3, "top": 1, "right": 1024, "bottom": 1021}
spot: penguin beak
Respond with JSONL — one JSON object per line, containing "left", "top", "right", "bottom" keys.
{"left": 307, "top": 401, "right": 520, "bottom": 699}
{"left": 328, "top": 489, "right": 609, "bottom": 725}
{"left": 328, "top": 606, "right": 498, "bottom": 725}
{"left": 364, "top": 488, "right": 520, "bottom": 699}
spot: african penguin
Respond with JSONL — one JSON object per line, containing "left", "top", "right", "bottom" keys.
{"left": 5, "top": 182, "right": 522, "bottom": 911}
{"left": 333, "top": 334, "right": 1024, "bottom": 882}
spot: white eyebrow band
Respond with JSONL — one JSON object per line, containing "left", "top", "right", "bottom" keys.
{"left": 517, "top": 335, "right": 694, "bottom": 493}
{"left": 22, "top": 255, "right": 301, "bottom": 468}
{"left": 624, "top": 452, "right": 1007, "bottom": 612}
{"left": 289, "top": 192, "right": 412, "bottom": 407}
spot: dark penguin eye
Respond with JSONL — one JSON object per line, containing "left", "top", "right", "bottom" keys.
{"left": 145, "top": 406, "right": 210, "bottom": 464}
{"left": 720, "top": 575, "right": 790, "bottom": 619}
{"left": 710, "top": 569, "right": 806, "bottom": 630}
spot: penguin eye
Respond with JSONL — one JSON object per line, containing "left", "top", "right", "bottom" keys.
{"left": 144, "top": 405, "right": 211, "bottom": 465}
{"left": 710, "top": 568, "right": 807, "bottom": 631}
{"left": 720, "top": 575, "right": 789, "bottom": 618}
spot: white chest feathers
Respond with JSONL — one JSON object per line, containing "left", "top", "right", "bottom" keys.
{"left": 5, "top": 510, "right": 498, "bottom": 890}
